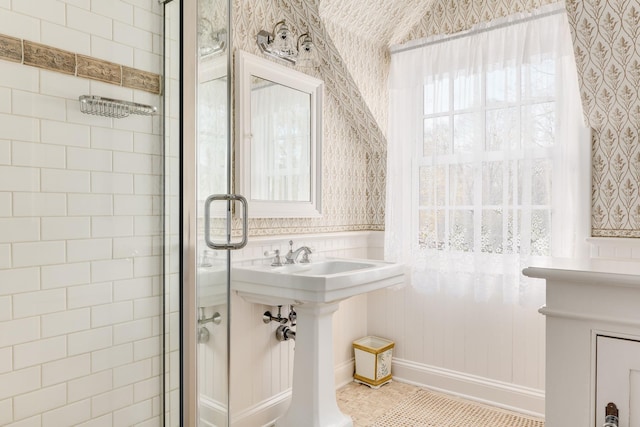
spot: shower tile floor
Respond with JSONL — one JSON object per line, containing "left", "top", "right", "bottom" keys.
{"left": 336, "top": 381, "right": 545, "bottom": 426}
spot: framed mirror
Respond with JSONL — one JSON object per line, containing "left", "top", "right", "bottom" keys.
{"left": 235, "top": 50, "right": 323, "bottom": 218}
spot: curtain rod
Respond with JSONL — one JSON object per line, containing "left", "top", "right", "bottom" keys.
{"left": 390, "top": 4, "right": 566, "bottom": 55}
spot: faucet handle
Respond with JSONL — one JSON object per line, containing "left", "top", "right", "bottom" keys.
{"left": 299, "top": 252, "right": 311, "bottom": 263}
{"left": 284, "top": 240, "right": 295, "bottom": 264}
{"left": 264, "top": 249, "right": 283, "bottom": 267}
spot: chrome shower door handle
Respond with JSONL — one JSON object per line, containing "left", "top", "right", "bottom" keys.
{"left": 204, "top": 194, "right": 248, "bottom": 250}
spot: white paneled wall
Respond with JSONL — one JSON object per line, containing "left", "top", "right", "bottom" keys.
{"left": 0, "top": 1, "right": 164, "bottom": 426}
{"left": 367, "top": 283, "right": 546, "bottom": 416}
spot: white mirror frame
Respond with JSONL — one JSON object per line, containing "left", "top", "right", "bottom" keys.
{"left": 235, "top": 50, "right": 323, "bottom": 218}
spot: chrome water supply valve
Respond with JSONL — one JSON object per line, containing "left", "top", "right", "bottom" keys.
{"left": 276, "top": 324, "right": 296, "bottom": 341}
{"left": 263, "top": 305, "right": 288, "bottom": 324}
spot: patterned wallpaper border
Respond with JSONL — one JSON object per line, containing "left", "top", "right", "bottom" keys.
{"left": 0, "top": 33, "right": 161, "bottom": 94}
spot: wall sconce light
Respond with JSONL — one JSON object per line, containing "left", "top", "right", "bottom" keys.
{"left": 199, "top": 18, "right": 227, "bottom": 57}
{"left": 256, "top": 20, "right": 319, "bottom": 68}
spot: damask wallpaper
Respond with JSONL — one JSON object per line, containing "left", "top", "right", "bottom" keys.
{"left": 229, "top": 0, "right": 639, "bottom": 238}
{"left": 566, "top": 0, "right": 640, "bottom": 237}
{"left": 232, "top": 0, "right": 386, "bottom": 235}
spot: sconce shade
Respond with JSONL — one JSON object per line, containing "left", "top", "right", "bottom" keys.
{"left": 296, "top": 34, "right": 318, "bottom": 69}
{"left": 273, "top": 21, "right": 297, "bottom": 57}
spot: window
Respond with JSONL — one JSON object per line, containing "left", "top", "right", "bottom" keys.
{"left": 386, "top": 6, "right": 589, "bottom": 303}
{"left": 418, "top": 58, "right": 556, "bottom": 257}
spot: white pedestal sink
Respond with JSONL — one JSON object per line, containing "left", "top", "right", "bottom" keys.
{"left": 232, "top": 258, "right": 404, "bottom": 427}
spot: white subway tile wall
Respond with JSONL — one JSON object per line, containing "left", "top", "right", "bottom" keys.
{"left": 0, "top": 0, "right": 164, "bottom": 425}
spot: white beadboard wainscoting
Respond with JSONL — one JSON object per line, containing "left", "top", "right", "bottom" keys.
{"left": 367, "top": 275, "right": 546, "bottom": 417}
{"left": 197, "top": 234, "right": 640, "bottom": 426}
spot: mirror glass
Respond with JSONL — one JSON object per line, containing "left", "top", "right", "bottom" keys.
{"left": 250, "top": 76, "right": 311, "bottom": 202}
{"left": 236, "top": 50, "right": 323, "bottom": 218}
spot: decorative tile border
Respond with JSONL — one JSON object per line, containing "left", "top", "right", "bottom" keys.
{"left": 122, "top": 66, "right": 161, "bottom": 94}
{"left": 0, "top": 33, "right": 161, "bottom": 94}
{"left": 23, "top": 40, "right": 75, "bottom": 75}
{"left": 77, "top": 54, "right": 122, "bottom": 85}
{"left": 0, "top": 34, "right": 22, "bottom": 63}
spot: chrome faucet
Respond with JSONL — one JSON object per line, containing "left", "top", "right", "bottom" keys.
{"left": 285, "top": 240, "right": 312, "bottom": 264}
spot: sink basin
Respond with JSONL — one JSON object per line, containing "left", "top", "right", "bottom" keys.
{"left": 231, "top": 258, "right": 404, "bottom": 306}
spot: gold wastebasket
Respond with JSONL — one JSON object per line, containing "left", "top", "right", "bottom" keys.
{"left": 353, "top": 336, "right": 394, "bottom": 388}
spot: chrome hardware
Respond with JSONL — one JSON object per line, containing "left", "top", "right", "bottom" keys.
{"left": 197, "top": 308, "right": 221, "bottom": 344}
{"left": 198, "top": 308, "right": 222, "bottom": 325}
{"left": 264, "top": 249, "right": 283, "bottom": 267}
{"left": 204, "top": 194, "right": 248, "bottom": 250}
{"left": 79, "top": 95, "right": 156, "bottom": 118}
{"left": 276, "top": 324, "right": 296, "bottom": 341}
{"left": 603, "top": 402, "right": 619, "bottom": 427}
{"left": 198, "top": 327, "right": 210, "bottom": 343}
{"left": 263, "top": 306, "right": 288, "bottom": 325}
{"left": 288, "top": 305, "right": 297, "bottom": 326}
{"left": 285, "top": 240, "right": 312, "bottom": 264}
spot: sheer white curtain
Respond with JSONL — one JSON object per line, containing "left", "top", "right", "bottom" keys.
{"left": 386, "top": 4, "right": 590, "bottom": 305}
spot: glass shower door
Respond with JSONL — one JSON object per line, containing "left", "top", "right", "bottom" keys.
{"left": 181, "top": 0, "right": 236, "bottom": 425}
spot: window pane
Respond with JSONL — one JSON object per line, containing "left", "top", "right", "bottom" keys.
{"left": 424, "top": 75, "right": 450, "bottom": 114}
{"left": 531, "top": 209, "right": 551, "bottom": 256}
{"left": 507, "top": 160, "right": 519, "bottom": 206}
{"left": 449, "top": 210, "right": 473, "bottom": 252}
{"left": 419, "top": 209, "right": 445, "bottom": 249}
{"left": 453, "top": 72, "right": 480, "bottom": 110}
{"left": 424, "top": 117, "right": 450, "bottom": 156}
{"left": 450, "top": 164, "right": 474, "bottom": 205}
{"left": 517, "top": 159, "right": 524, "bottom": 206}
{"left": 453, "top": 113, "right": 480, "bottom": 153}
{"left": 435, "top": 165, "right": 447, "bottom": 206}
{"left": 522, "top": 57, "right": 555, "bottom": 99}
{"left": 419, "top": 166, "right": 433, "bottom": 206}
{"left": 486, "top": 65, "right": 517, "bottom": 105}
{"left": 532, "top": 158, "right": 552, "bottom": 205}
{"left": 504, "top": 209, "right": 519, "bottom": 254}
{"left": 486, "top": 107, "right": 519, "bottom": 151}
{"left": 482, "top": 161, "right": 503, "bottom": 205}
{"left": 522, "top": 102, "right": 555, "bottom": 148}
{"left": 481, "top": 209, "right": 503, "bottom": 253}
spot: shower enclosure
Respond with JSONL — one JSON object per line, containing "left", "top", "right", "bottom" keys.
{"left": 0, "top": 0, "right": 233, "bottom": 425}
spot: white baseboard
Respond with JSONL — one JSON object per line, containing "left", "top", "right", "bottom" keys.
{"left": 227, "top": 359, "right": 356, "bottom": 427}
{"left": 221, "top": 357, "right": 543, "bottom": 426}
{"left": 391, "top": 358, "right": 545, "bottom": 418}
{"left": 335, "top": 358, "right": 355, "bottom": 388}
{"left": 229, "top": 389, "right": 291, "bottom": 427}
{"left": 199, "top": 395, "right": 230, "bottom": 427}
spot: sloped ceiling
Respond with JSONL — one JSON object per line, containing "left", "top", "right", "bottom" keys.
{"left": 318, "top": 0, "right": 436, "bottom": 46}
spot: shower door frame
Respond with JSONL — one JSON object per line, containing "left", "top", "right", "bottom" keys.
{"left": 181, "top": 0, "right": 234, "bottom": 425}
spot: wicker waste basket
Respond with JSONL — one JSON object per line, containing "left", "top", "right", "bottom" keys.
{"left": 353, "top": 336, "right": 394, "bottom": 389}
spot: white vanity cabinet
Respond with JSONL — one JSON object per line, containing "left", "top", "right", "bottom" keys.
{"left": 523, "top": 259, "right": 640, "bottom": 427}
{"left": 596, "top": 335, "right": 640, "bottom": 427}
